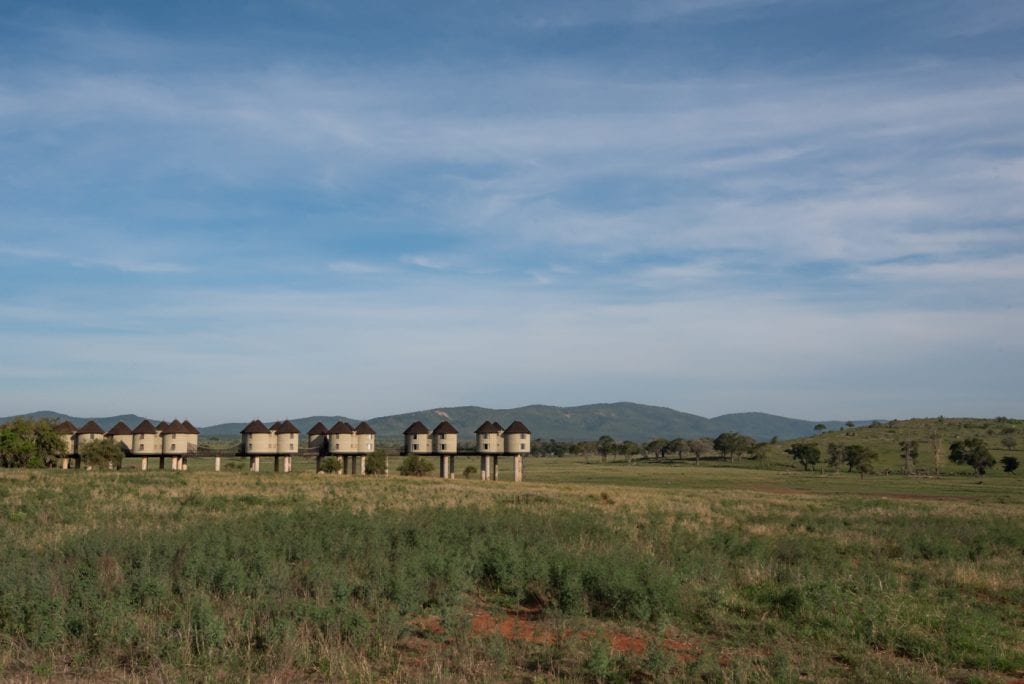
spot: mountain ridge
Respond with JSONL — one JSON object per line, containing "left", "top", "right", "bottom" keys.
{"left": 1, "top": 403, "right": 877, "bottom": 442}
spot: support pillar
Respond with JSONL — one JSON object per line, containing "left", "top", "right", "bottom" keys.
{"left": 213, "top": 456, "right": 220, "bottom": 472}
{"left": 480, "top": 455, "right": 489, "bottom": 480}
{"left": 357, "top": 455, "right": 366, "bottom": 476}
{"left": 492, "top": 456, "right": 499, "bottom": 481}
{"left": 341, "top": 455, "right": 349, "bottom": 474}
{"left": 181, "top": 457, "right": 188, "bottom": 472}
{"left": 250, "top": 455, "right": 260, "bottom": 472}
{"left": 274, "top": 455, "right": 281, "bottom": 472}
{"left": 60, "top": 457, "right": 69, "bottom": 470}
{"left": 140, "top": 457, "right": 148, "bottom": 471}
{"left": 439, "top": 455, "right": 448, "bottom": 478}
{"left": 514, "top": 454, "right": 523, "bottom": 482}
{"left": 159, "top": 456, "right": 166, "bottom": 470}
{"left": 449, "top": 455, "right": 456, "bottom": 479}
{"left": 384, "top": 454, "right": 389, "bottom": 477}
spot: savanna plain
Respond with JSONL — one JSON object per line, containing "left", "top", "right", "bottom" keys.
{"left": 1, "top": 423, "right": 1023, "bottom": 682}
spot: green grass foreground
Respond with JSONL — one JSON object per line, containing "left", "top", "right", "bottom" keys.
{"left": 1, "top": 462, "right": 1023, "bottom": 681}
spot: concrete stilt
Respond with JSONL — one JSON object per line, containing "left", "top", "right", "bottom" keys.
{"left": 384, "top": 454, "right": 389, "bottom": 477}
{"left": 285, "top": 456, "right": 293, "bottom": 473}
{"left": 513, "top": 454, "right": 523, "bottom": 482}
{"left": 140, "top": 457, "right": 148, "bottom": 471}
{"left": 358, "top": 455, "right": 366, "bottom": 475}
{"left": 480, "top": 455, "right": 489, "bottom": 480}
{"left": 274, "top": 455, "right": 281, "bottom": 472}
{"left": 492, "top": 456, "right": 499, "bottom": 481}
{"left": 449, "top": 455, "right": 456, "bottom": 479}
{"left": 159, "top": 456, "right": 165, "bottom": 470}
{"left": 336, "top": 455, "right": 344, "bottom": 472}
{"left": 250, "top": 455, "right": 260, "bottom": 472}
{"left": 181, "top": 457, "right": 188, "bottom": 472}
{"left": 213, "top": 456, "right": 220, "bottom": 472}
{"left": 439, "top": 456, "right": 448, "bottom": 478}
{"left": 60, "top": 457, "right": 69, "bottom": 470}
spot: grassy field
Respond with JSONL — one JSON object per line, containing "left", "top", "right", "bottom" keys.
{"left": 1, "top": 458, "right": 1022, "bottom": 682}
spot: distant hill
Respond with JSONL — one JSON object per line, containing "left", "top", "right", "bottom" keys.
{"left": 1, "top": 403, "right": 874, "bottom": 442}
{"left": 0, "top": 411, "right": 153, "bottom": 432}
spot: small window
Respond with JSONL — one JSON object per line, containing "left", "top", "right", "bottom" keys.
{"left": 520, "top": 443, "right": 526, "bottom": 450}
{"left": 483, "top": 444, "right": 489, "bottom": 450}
{"left": 413, "top": 444, "right": 419, "bottom": 451}
{"left": 171, "top": 443, "right": 176, "bottom": 451}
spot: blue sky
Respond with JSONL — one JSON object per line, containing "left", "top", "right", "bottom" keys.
{"left": 1, "top": 0, "right": 1022, "bottom": 424}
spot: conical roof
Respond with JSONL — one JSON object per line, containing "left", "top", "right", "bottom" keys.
{"left": 132, "top": 419, "right": 157, "bottom": 435}
{"left": 328, "top": 421, "right": 354, "bottom": 435}
{"left": 242, "top": 419, "right": 271, "bottom": 434}
{"left": 106, "top": 421, "right": 132, "bottom": 436}
{"left": 155, "top": 420, "right": 169, "bottom": 431}
{"left": 432, "top": 421, "right": 458, "bottom": 435}
{"left": 164, "top": 419, "right": 185, "bottom": 434}
{"left": 403, "top": 421, "right": 430, "bottom": 435}
{"left": 55, "top": 420, "right": 77, "bottom": 434}
{"left": 76, "top": 420, "right": 104, "bottom": 435}
{"left": 504, "top": 421, "right": 531, "bottom": 435}
{"left": 475, "top": 421, "right": 499, "bottom": 434}
{"left": 181, "top": 420, "right": 200, "bottom": 435}
{"left": 308, "top": 421, "right": 328, "bottom": 435}
{"left": 355, "top": 421, "right": 376, "bottom": 435}
{"left": 276, "top": 419, "right": 299, "bottom": 434}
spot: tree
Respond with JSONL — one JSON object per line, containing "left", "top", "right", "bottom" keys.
{"left": 814, "top": 423, "right": 827, "bottom": 433}
{"left": 1001, "top": 436, "right": 1017, "bottom": 451}
{"left": 619, "top": 440, "right": 641, "bottom": 463}
{"left": 899, "top": 440, "right": 919, "bottom": 475}
{"left": 714, "top": 432, "right": 756, "bottom": 461}
{"left": 688, "top": 438, "right": 713, "bottom": 463}
{"left": 596, "top": 435, "right": 616, "bottom": 464}
{"left": 949, "top": 437, "right": 995, "bottom": 475}
{"left": 1001, "top": 456, "right": 1019, "bottom": 474}
{"left": 79, "top": 438, "right": 124, "bottom": 470}
{"left": 842, "top": 445, "right": 878, "bottom": 476}
{"left": 667, "top": 438, "right": 687, "bottom": 460}
{"left": 749, "top": 442, "right": 770, "bottom": 462}
{"left": 0, "top": 417, "right": 67, "bottom": 468}
{"left": 645, "top": 438, "right": 668, "bottom": 460}
{"left": 397, "top": 454, "right": 432, "bottom": 476}
{"left": 845, "top": 421, "right": 855, "bottom": 428}
{"left": 786, "top": 443, "right": 821, "bottom": 471}
{"left": 826, "top": 442, "right": 843, "bottom": 472}
{"left": 928, "top": 429, "right": 943, "bottom": 475}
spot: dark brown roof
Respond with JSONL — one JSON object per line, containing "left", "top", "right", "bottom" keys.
{"left": 55, "top": 420, "right": 77, "bottom": 434}
{"left": 132, "top": 419, "right": 157, "bottom": 435}
{"left": 403, "top": 421, "right": 430, "bottom": 435}
{"left": 475, "top": 421, "right": 499, "bottom": 435}
{"left": 433, "top": 421, "right": 458, "bottom": 435}
{"left": 328, "top": 421, "right": 354, "bottom": 435}
{"left": 355, "top": 421, "right": 376, "bottom": 435}
{"left": 181, "top": 420, "right": 200, "bottom": 435}
{"left": 276, "top": 419, "right": 299, "bottom": 434}
{"left": 491, "top": 422, "right": 504, "bottom": 432}
{"left": 269, "top": 420, "right": 282, "bottom": 431}
{"left": 155, "top": 420, "right": 169, "bottom": 431}
{"left": 163, "top": 419, "right": 185, "bottom": 434}
{"left": 504, "top": 420, "right": 531, "bottom": 435}
{"left": 308, "top": 421, "right": 328, "bottom": 435}
{"left": 76, "top": 420, "right": 104, "bottom": 435}
{"left": 242, "top": 419, "right": 271, "bottom": 434}
{"left": 105, "top": 421, "right": 132, "bottom": 436}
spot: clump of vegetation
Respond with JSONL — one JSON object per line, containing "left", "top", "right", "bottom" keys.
{"left": 463, "top": 465, "right": 477, "bottom": 479}
{"left": 0, "top": 418, "right": 66, "bottom": 468}
{"left": 364, "top": 452, "right": 388, "bottom": 475}
{"left": 319, "top": 457, "right": 342, "bottom": 474}
{"left": 949, "top": 437, "right": 995, "bottom": 475}
{"left": 79, "top": 439, "right": 125, "bottom": 470}
{"left": 398, "top": 454, "right": 432, "bottom": 476}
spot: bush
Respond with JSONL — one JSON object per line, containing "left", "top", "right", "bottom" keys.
{"left": 365, "top": 452, "right": 388, "bottom": 475}
{"left": 398, "top": 454, "right": 432, "bottom": 477}
{"left": 319, "top": 457, "right": 342, "bottom": 474}
{"left": 463, "top": 465, "right": 477, "bottom": 479}
{"left": 79, "top": 439, "right": 124, "bottom": 469}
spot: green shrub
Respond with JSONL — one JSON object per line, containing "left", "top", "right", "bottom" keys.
{"left": 319, "top": 457, "right": 342, "bottom": 474}
{"left": 398, "top": 454, "right": 432, "bottom": 476}
{"left": 365, "top": 452, "right": 388, "bottom": 475}
{"left": 462, "top": 465, "right": 477, "bottom": 479}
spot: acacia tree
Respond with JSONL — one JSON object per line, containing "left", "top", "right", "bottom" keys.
{"left": 713, "top": 432, "right": 754, "bottom": 461}
{"left": 689, "top": 438, "right": 713, "bottom": 463}
{"left": 786, "top": 443, "right": 821, "bottom": 471}
{"left": 645, "top": 438, "right": 668, "bottom": 460}
{"left": 899, "top": 440, "right": 919, "bottom": 475}
{"left": 596, "top": 435, "right": 616, "bottom": 464}
{"left": 667, "top": 438, "right": 687, "bottom": 460}
{"left": 1002, "top": 456, "right": 1019, "bottom": 474}
{"left": 826, "top": 442, "right": 843, "bottom": 472}
{"left": 0, "top": 417, "right": 67, "bottom": 468}
{"left": 842, "top": 444, "right": 878, "bottom": 476}
{"left": 949, "top": 437, "right": 995, "bottom": 475}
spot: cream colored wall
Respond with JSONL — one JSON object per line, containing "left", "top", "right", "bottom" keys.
{"left": 245, "top": 433, "right": 276, "bottom": 454}
{"left": 185, "top": 434, "right": 199, "bottom": 452}
{"left": 111, "top": 434, "right": 132, "bottom": 449}
{"left": 276, "top": 432, "right": 298, "bottom": 454}
{"left": 61, "top": 434, "right": 74, "bottom": 455}
{"left": 406, "top": 434, "right": 430, "bottom": 453}
{"left": 329, "top": 433, "right": 356, "bottom": 454}
{"left": 132, "top": 434, "right": 159, "bottom": 454}
{"left": 433, "top": 434, "right": 457, "bottom": 454}
{"left": 476, "top": 434, "right": 502, "bottom": 452}
{"left": 357, "top": 434, "right": 375, "bottom": 453}
{"left": 503, "top": 433, "right": 531, "bottom": 454}
{"left": 161, "top": 432, "right": 184, "bottom": 455}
